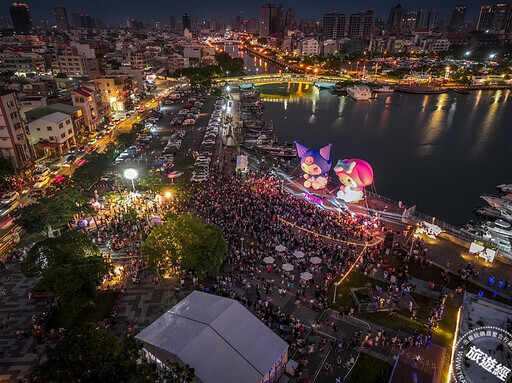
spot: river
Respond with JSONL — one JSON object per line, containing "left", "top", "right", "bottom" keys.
{"left": 225, "top": 43, "right": 512, "bottom": 226}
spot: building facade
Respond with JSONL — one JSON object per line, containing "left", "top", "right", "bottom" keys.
{"left": 0, "top": 92, "right": 33, "bottom": 170}
{"left": 348, "top": 11, "right": 374, "bottom": 39}
{"left": 27, "top": 112, "right": 75, "bottom": 157}
{"left": 9, "top": 2, "right": 32, "bottom": 35}
{"left": 53, "top": 7, "right": 69, "bottom": 33}
{"left": 323, "top": 13, "right": 346, "bottom": 40}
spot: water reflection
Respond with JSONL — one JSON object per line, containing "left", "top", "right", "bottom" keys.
{"left": 256, "top": 83, "right": 511, "bottom": 225}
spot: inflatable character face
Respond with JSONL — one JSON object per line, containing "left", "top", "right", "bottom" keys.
{"left": 334, "top": 159, "right": 374, "bottom": 202}
{"left": 294, "top": 142, "right": 332, "bottom": 190}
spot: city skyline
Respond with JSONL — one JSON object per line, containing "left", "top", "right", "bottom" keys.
{"left": 0, "top": 0, "right": 490, "bottom": 25}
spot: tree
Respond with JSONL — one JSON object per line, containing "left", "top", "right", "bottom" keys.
{"left": 21, "top": 231, "right": 110, "bottom": 326}
{"left": 141, "top": 214, "right": 227, "bottom": 279}
{"left": 0, "top": 158, "right": 15, "bottom": 182}
{"left": 15, "top": 185, "right": 85, "bottom": 233}
{"left": 138, "top": 171, "right": 167, "bottom": 193}
{"left": 29, "top": 326, "right": 183, "bottom": 383}
{"left": 55, "top": 72, "right": 68, "bottom": 78}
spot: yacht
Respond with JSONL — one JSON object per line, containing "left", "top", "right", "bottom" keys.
{"left": 346, "top": 85, "right": 372, "bottom": 101}
{"left": 497, "top": 184, "right": 512, "bottom": 194}
{"left": 482, "top": 220, "right": 512, "bottom": 241}
{"left": 481, "top": 194, "right": 512, "bottom": 213}
{"left": 374, "top": 86, "right": 394, "bottom": 93}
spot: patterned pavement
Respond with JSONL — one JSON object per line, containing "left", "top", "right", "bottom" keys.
{"left": 0, "top": 265, "right": 48, "bottom": 382}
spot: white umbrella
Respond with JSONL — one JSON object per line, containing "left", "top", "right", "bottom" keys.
{"left": 310, "top": 256, "right": 322, "bottom": 265}
{"left": 263, "top": 256, "right": 275, "bottom": 264}
{"left": 282, "top": 263, "right": 294, "bottom": 272}
{"left": 293, "top": 250, "right": 305, "bottom": 258}
{"left": 300, "top": 272, "right": 313, "bottom": 281}
{"left": 275, "top": 245, "right": 287, "bottom": 252}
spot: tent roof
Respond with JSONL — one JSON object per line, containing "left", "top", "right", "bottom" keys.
{"left": 136, "top": 291, "right": 288, "bottom": 383}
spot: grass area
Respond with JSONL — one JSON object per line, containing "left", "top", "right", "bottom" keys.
{"left": 349, "top": 352, "right": 392, "bottom": 383}
{"left": 329, "top": 272, "right": 459, "bottom": 349}
{"left": 328, "top": 272, "right": 389, "bottom": 309}
{"left": 382, "top": 249, "right": 511, "bottom": 305}
{"left": 359, "top": 293, "right": 459, "bottom": 349}
{"left": 46, "top": 292, "right": 119, "bottom": 329}
{"left": 17, "top": 231, "right": 45, "bottom": 248}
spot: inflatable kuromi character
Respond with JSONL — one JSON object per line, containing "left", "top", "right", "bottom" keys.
{"left": 334, "top": 159, "right": 374, "bottom": 202}
{"left": 294, "top": 141, "right": 332, "bottom": 190}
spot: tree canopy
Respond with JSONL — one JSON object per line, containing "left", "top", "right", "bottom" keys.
{"left": 141, "top": 214, "right": 227, "bottom": 279}
{"left": 21, "top": 231, "right": 110, "bottom": 326}
{"left": 29, "top": 326, "right": 195, "bottom": 383}
{"left": 15, "top": 184, "right": 85, "bottom": 233}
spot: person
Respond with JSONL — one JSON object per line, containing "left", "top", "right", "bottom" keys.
{"left": 337, "top": 355, "right": 342, "bottom": 368}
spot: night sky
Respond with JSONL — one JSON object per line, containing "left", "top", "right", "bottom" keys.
{"left": 0, "top": 0, "right": 485, "bottom": 24}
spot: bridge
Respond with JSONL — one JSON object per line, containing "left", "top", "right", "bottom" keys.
{"left": 213, "top": 74, "right": 346, "bottom": 88}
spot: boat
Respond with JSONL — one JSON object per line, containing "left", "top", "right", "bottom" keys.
{"left": 482, "top": 219, "right": 512, "bottom": 241}
{"left": 346, "top": 85, "right": 372, "bottom": 101}
{"left": 453, "top": 88, "right": 471, "bottom": 95}
{"left": 497, "top": 184, "right": 512, "bottom": 194}
{"left": 373, "top": 86, "right": 394, "bottom": 93}
{"left": 474, "top": 206, "right": 512, "bottom": 222}
{"left": 395, "top": 87, "right": 448, "bottom": 94}
{"left": 481, "top": 194, "right": 512, "bottom": 212}
{"left": 332, "top": 84, "right": 347, "bottom": 94}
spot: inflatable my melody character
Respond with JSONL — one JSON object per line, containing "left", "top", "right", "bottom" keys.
{"left": 334, "top": 159, "right": 374, "bottom": 202}
{"left": 294, "top": 141, "right": 332, "bottom": 190}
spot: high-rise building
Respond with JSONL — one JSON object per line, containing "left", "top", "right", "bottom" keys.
{"left": 230, "top": 15, "right": 242, "bottom": 31}
{"left": 477, "top": 5, "right": 494, "bottom": 31}
{"left": 9, "top": 2, "right": 32, "bottom": 35}
{"left": 169, "top": 16, "right": 176, "bottom": 30}
{"left": 210, "top": 13, "right": 225, "bottom": 32}
{"left": 53, "top": 6, "right": 69, "bottom": 33}
{"left": 388, "top": 3, "right": 406, "bottom": 31}
{"left": 491, "top": 3, "right": 512, "bottom": 33}
{"left": 72, "top": 13, "right": 94, "bottom": 29}
{"left": 299, "top": 19, "right": 319, "bottom": 35}
{"left": 323, "top": 12, "right": 346, "bottom": 40}
{"left": 404, "top": 11, "right": 417, "bottom": 30}
{"left": 348, "top": 11, "right": 373, "bottom": 39}
{"left": 0, "top": 92, "right": 33, "bottom": 170}
{"left": 450, "top": 6, "right": 467, "bottom": 30}
{"left": 259, "top": 4, "right": 284, "bottom": 38}
{"left": 284, "top": 8, "right": 296, "bottom": 30}
{"left": 246, "top": 17, "right": 259, "bottom": 34}
{"left": 415, "top": 9, "right": 427, "bottom": 29}
{"left": 182, "top": 13, "right": 191, "bottom": 31}
{"left": 427, "top": 10, "right": 437, "bottom": 29}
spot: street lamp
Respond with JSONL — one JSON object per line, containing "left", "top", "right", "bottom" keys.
{"left": 333, "top": 282, "right": 340, "bottom": 304}
{"left": 123, "top": 168, "right": 138, "bottom": 191}
{"left": 165, "top": 192, "right": 171, "bottom": 198}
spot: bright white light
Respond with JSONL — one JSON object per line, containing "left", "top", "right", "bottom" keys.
{"left": 123, "top": 168, "right": 138, "bottom": 180}
{"left": 226, "top": 85, "right": 231, "bottom": 92}
{"left": 465, "top": 51, "right": 470, "bottom": 56}
{"left": 489, "top": 54, "right": 496, "bottom": 59}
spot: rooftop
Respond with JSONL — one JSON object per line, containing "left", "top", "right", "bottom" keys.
{"left": 136, "top": 291, "right": 288, "bottom": 383}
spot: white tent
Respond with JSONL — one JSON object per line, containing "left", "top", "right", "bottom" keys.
{"left": 282, "top": 263, "right": 294, "bottom": 272}
{"left": 136, "top": 291, "right": 288, "bottom": 383}
{"left": 275, "top": 245, "right": 287, "bottom": 252}
{"left": 310, "top": 256, "right": 322, "bottom": 264}
{"left": 263, "top": 256, "right": 275, "bottom": 264}
{"left": 293, "top": 250, "right": 305, "bottom": 258}
{"left": 300, "top": 272, "right": 313, "bottom": 281}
